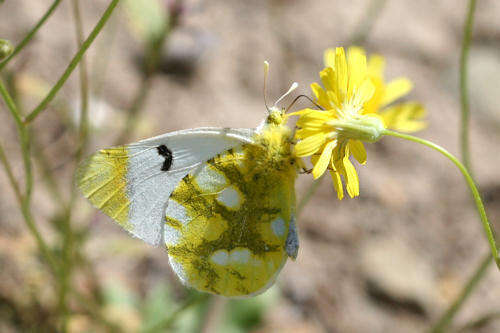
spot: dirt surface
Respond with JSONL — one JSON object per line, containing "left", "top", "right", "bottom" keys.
{"left": 1, "top": 0, "right": 500, "bottom": 332}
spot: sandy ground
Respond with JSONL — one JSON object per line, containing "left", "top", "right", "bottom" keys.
{"left": 1, "top": 0, "right": 500, "bottom": 332}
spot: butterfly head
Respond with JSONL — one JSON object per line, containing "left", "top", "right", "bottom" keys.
{"left": 265, "top": 106, "right": 287, "bottom": 126}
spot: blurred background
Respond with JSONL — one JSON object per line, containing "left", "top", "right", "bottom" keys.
{"left": 1, "top": 0, "right": 500, "bottom": 332}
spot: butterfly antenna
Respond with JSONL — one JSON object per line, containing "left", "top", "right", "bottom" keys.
{"left": 285, "top": 94, "right": 325, "bottom": 113}
{"left": 263, "top": 61, "right": 271, "bottom": 113}
{"left": 274, "top": 82, "right": 299, "bottom": 108}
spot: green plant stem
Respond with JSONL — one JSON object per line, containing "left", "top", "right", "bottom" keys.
{"left": 72, "top": 0, "right": 90, "bottom": 166}
{"left": 432, "top": 3, "right": 491, "bottom": 332}
{"left": 0, "top": 142, "right": 23, "bottom": 204}
{"left": 297, "top": 178, "right": 323, "bottom": 217}
{"left": 31, "top": 139, "right": 66, "bottom": 206}
{"left": 431, "top": 252, "right": 491, "bottom": 333}
{"left": 0, "top": 0, "right": 63, "bottom": 72}
{"left": 144, "top": 294, "right": 209, "bottom": 333}
{"left": 0, "top": 80, "right": 58, "bottom": 272}
{"left": 351, "top": 0, "right": 388, "bottom": 45}
{"left": 383, "top": 129, "right": 500, "bottom": 269}
{"left": 57, "top": 0, "right": 90, "bottom": 327}
{"left": 24, "top": 0, "right": 120, "bottom": 124}
{"left": 71, "top": 290, "right": 122, "bottom": 332}
{"left": 460, "top": 0, "right": 476, "bottom": 174}
{"left": 458, "top": 310, "right": 500, "bottom": 332}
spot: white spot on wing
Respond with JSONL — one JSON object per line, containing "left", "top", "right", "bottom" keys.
{"left": 271, "top": 217, "right": 286, "bottom": 237}
{"left": 164, "top": 224, "right": 181, "bottom": 246}
{"left": 211, "top": 250, "right": 229, "bottom": 265}
{"left": 217, "top": 186, "right": 241, "bottom": 209}
{"left": 165, "top": 200, "right": 191, "bottom": 225}
{"left": 230, "top": 248, "right": 251, "bottom": 264}
{"left": 194, "top": 164, "right": 227, "bottom": 192}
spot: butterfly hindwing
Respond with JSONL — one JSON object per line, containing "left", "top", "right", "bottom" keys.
{"left": 164, "top": 139, "right": 298, "bottom": 297}
{"left": 76, "top": 127, "right": 254, "bottom": 246}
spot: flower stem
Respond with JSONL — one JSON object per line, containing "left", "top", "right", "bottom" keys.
{"left": 0, "top": 142, "right": 22, "bottom": 204}
{"left": 432, "top": 3, "right": 490, "bottom": 332}
{"left": 144, "top": 293, "right": 210, "bottom": 332}
{"left": 430, "top": 252, "right": 491, "bottom": 333}
{"left": 382, "top": 129, "right": 500, "bottom": 270}
{"left": 460, "top": 0, "right": 476, "bottom": 174}
{"left": 351, "top": 0, "right": 388, "bottom": 45}
{"left": 24, "top": 0, "right": 120, "bottom": 124}
{"left": 297, "top": 178, "right": 323, "bottom": 217}
{"left": 0, "top": 0, "right": 63, "bottom": 72}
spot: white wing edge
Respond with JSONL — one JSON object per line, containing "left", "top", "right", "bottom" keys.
{"left": 130, "top": 127, "right": 256, "bottom": 148}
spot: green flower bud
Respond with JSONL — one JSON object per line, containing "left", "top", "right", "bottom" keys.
{"left": 0, "top": 39, "right": 13, "bottom": 61}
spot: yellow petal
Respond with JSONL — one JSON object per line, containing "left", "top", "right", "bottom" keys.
{"left": 355, "top": 78, "right": 375, "bottom": 106}
{"left": 381, "top": 102, "right": 426, "bottom": 133}
{"left": 320, "top": 67, "right": 335, "bottom": 93}
{"left": 310, "top": 83, "right": 331, "bottom": 109}
{"left": 330, "top": 170, "right": 344, "bottom": 200}
{"left": 326, "top": 90, "right": 341, "bottom": 109}
{"left": 347, "top": 47, "right": 367, "bottom": 99}
{"left": 323, "top": 48, "right": 335, "bottom": 68}
{"left": 296, "top": 109, "right": 335, "bottom": 129}
{"left": 342, "top": 157, "right": 360, "bottom": 198}
{"left": 287, "top": 108, "right": 315, "bottom": 117}
{"left": 294, "top": 133, "right": 327, "bottom": 157}
{"left": 295, "top": 128, "right": 320, "bottom": 140}
{"left": 362, "top": 76, "right": 384, "bottom": 115}
{"left": 312, "top": 140, "right": 337, "bottom": 179}
{"left": 381, "top": 78, "right": 413, "bottom": 107}
{"left": 335, "top": 47, "right": 348, "bottom": 101}
{"left": 310, "top": 154, "right": 320, "bottom": 170}
{"left": 367, "top": 54, "right": 385, "bottom": 79}
{"left": 330, "top": 141, "right": 346, "bottom": 171}
{"left": 348, "top": 140, "right": 367, "bottom": 164}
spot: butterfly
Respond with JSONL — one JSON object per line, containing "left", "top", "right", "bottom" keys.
{"left": 76, "top": 71, "right": 301, "bottom": 297}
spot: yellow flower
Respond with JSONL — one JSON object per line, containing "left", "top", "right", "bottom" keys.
{"left": 325, "top": 47, "right": 426, "bottom": 132}
{"left": 293, "top": 47, "right": 425, "bottom": 199}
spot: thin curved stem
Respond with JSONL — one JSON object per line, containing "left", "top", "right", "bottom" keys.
{"left": 57, "top": 0, "right": 89, "bottom": 328}
{"left": 24, "top": 0, "right": 120, "bottom": 124}
{"left": 430, "top": 252, "right": 491, "bottom": 333}
{"left": 0, "top": 142, "right": 22, "bottom": 204}
{"left": 460, "top": 0, "right": 476, "bottom": 174}
{"left": 432, "top": 2, "right": 491, "bottom": 331}
{"left": 144, "top": 293, "right": 209, "bottom": 332}
{"left": 0, "top": 0, "right": 63, "bottom": 72}
{"left": 0, "top": 80, "right": 58, "bottom": 272}
{"left": 297, "top": 178, "right": 323, "bottom": 217}
{"left": 350, "top": 0, "right": 388, "bottom": 45}
{"left": 382, "top": 129, "right": 500, "bottom": 270}
{"left": 458, "top": 309, "right": 500, "bottom": 332}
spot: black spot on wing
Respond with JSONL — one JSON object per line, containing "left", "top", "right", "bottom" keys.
{"left": 156, "top": 145, "right": 173, "bottom": 171}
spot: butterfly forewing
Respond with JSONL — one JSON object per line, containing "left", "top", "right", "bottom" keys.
{"left": 76, "top": 128, "right": 254, "bottom": 246}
